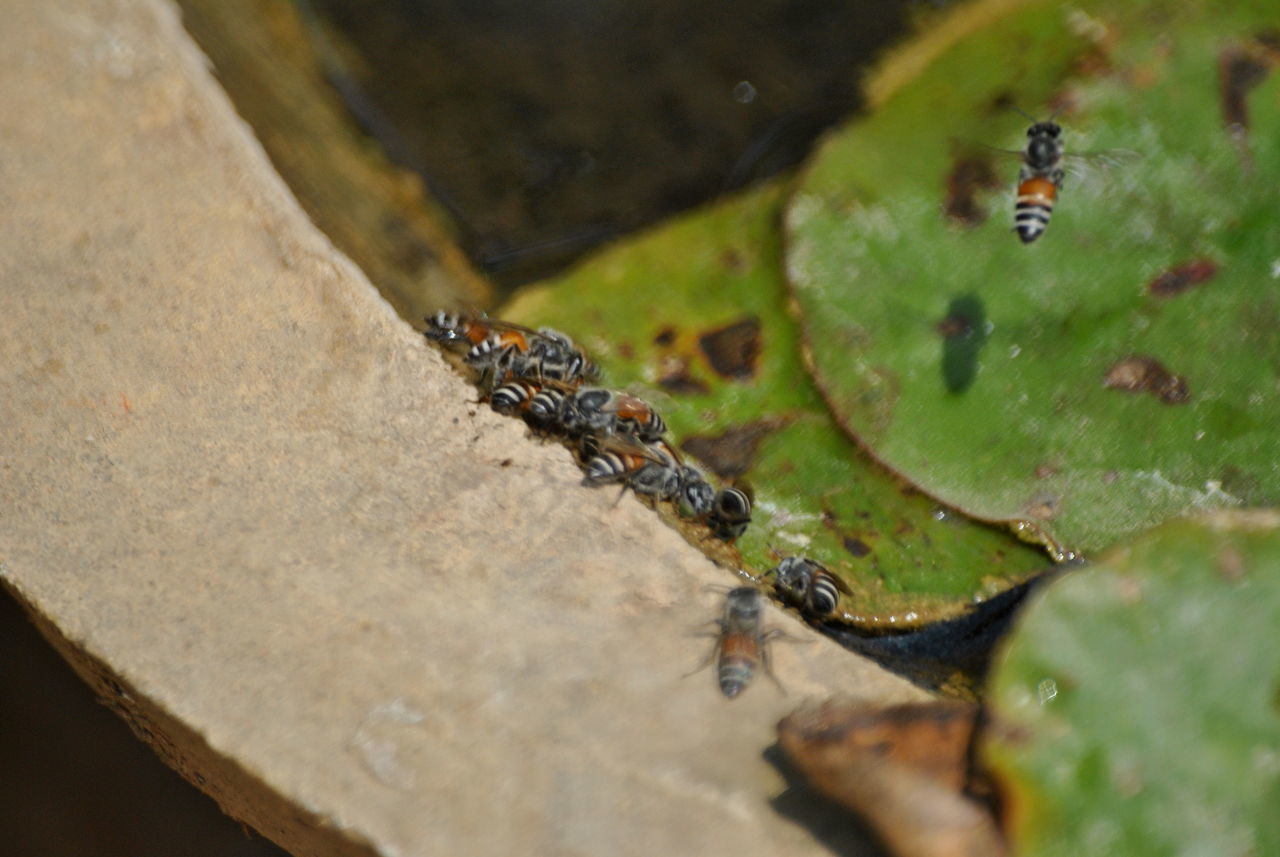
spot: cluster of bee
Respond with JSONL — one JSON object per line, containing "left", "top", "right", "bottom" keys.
{"left": 423, "top": 311, "right": 752, "bottom": 541}
{"left": 421, "top": 311, "right": 864, "bottom": 700}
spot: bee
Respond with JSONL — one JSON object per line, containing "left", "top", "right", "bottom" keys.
{"left": 678, "top": 465, "right": 716, "bottom": 519}
{"left": 1013, "top": 118, "right": 1065, "bottom": 244}
{"left": 558, "top": 387, "right": 667, "bottom": 442}
{"left": 705, "top": 485, "right": 752, "bottom": 541}
{"left": 581, "top": 435, "right": 685, "bottom": 502}
{"left": 423, "top": 310, "right": 491, "bottom": 347}
{"left": 695, "top": 587, "right": 779, "bottom": 699}
{"left": 762, "top": 556, "right": 852, "bottom": 619}
{"left": 489, "top": 378, "right": 539, "bottom": 415}
{"left": 489, "top": 377, "right": 574, "bottom": 431}
{"left": 423, "top": 311, "right": 597, "bottom": 388}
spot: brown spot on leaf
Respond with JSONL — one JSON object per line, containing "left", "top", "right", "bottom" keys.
{"left": 843, "top": 536, "right": 872, "bottom": 558}
{"left": 1073, "top": 47, "right": 1113, "bottom": 77}
{"left": 698, "top": 317, "right": 761, "bottom": 380}
{"left": 1219, "top": 41, "right": 1275, "bottom": 131}
{"left": 680, "top": 418, "right": 783, "bottom": 478}
{"left": 986, "top": 90, "right": 1018, "bottom": 115}
{"left": 1035, "top": 463, "right": 1060, "bottom": 480}
{"left": 1216, "top": 546, "right": 1246, "bottom": 582}
{"left": 719, "top": 248, "right": 747, "bottom": 272}
{"left": 657, "top": 372, "right": 709, "bottom": 396}
{"left": 1148, "top": 259, "right": 1218, "bottom": 297}
{"left": 656, "top": 355, "right": 709, "bottom": 396}
{"left": 1104, "top": 355, "right": 1190, "bottom": 404}
{"left": 652, "top": 326, "right": 677, "bottom": 346}
{"left": 616, "top": 342, "right": 635, "bottom": 360}
{"left": 944, "top": 156, "right": 1000, "bottom": 227}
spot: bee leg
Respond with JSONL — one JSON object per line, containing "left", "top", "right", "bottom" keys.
{"left": 680, "top": 640, "right": 721, "bottom": 679}
{"left": 610, "top": 483, "right": 630, "bottom": 507}
{"left": 759, "top": 637, "right": 787, "bottom": 695}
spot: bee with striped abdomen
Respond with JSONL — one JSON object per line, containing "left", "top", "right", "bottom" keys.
{"left": 1013, "top": 118, "right": 1065, "bottom": 244}
{"left": 558, "top": 387, "right": 667, "bottom": 442}
{"left": 691, "top": 587, "right": 780, "bottom": 699}
{"left": 678, "top": 465, "right": 716, "bottom": 519}
{"left": 705, "top": 485, "right": 753, "bottom": 541}
{"left": 763, "top": 556, "right": 852, "bottom": 619}
{"left": 581, "top": 435, "right": 685, "bottom": 502}
{"left": 423, "top": 311, "right": 597, "bottom": 388}
{"left": 488, "top": 377, "right": 574, "bottom": 433}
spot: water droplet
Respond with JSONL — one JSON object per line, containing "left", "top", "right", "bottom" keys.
{"left": 732, "top": 80, "right": 757, "bottom": 104}
{"left": 1037, "top": 678, "right": 1058, "bottom": 705}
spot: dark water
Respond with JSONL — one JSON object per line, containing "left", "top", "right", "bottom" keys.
{"left": 300, "top": 0, "right": 917, "bottom": 287}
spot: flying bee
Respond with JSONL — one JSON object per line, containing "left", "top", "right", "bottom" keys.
{"left": 558, "top": 387, "right": 667, "bottom": 442}
{"left": 982, "top": 108, "right": 1136, "bottom": 244}
{"left": 762, "top": 556, "right": 852, "bottom": 619}
{"left": 705, "top": 485, "right": 753, "bottom": 541}
{"left": 581, "top": 435, "right": 685, "bottom": 502}
{"left": 1013, "top": 118, "right": 1065, "bottom": 244}
{"left": 690, "top": 587, "right": 780, "bottom": 699}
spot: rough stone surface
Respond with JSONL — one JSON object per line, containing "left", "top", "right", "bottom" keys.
{"left": 0, "top": 2, "right": 926, "bottom": 855}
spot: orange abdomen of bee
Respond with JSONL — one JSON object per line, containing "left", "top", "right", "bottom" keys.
{"left": 461, "top": 321, "right": 491, "bottom": 345}
{"left": 617, "top": 452, "right": 650, "bottom": 472}
{"left": 612, "top": 396, "right": 652, "bottom": 420}
{"left": 1016, "top": 176, "right": 1057, "bottom": 206}
{"left": 1014, "top": 176, "right": 1058, "bottom": 244}
{"left": 493, "top": 329, "right": 529, "bottom": 351}
{"left": 720, "top": 632, "right": 760, "bottom": 663}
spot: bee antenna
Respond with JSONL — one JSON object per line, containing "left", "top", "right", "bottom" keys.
{"left": 1010, "top": 104, "right": 1039, "bottom": 124}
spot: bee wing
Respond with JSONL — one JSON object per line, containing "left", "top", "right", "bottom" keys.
{"left": 592, "top": 433, "right": 671, "bottom": 465}
{"left": 536, "top": 377, "right": 581, "bottom": 396}
{"left": 477, "top": 317, "right": 543, "bottom": 338}
{"left": 1060, "top": 147, "right": 1141, "bottom": 182}
{"left": 827, "top": 570, "right": 855, "bottom": 596}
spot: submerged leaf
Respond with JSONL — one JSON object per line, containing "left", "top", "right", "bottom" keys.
{"left": 505, "top": 183, "right": 1047, "bottom": 625}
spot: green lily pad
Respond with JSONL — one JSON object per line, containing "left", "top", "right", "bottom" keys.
{"left": 504, "top": 182, "right": 1048, "bottom": 625}
{"left": 786, "top": 0, "right": 1280, "bottom": 555}
{"left": 984, "top": 510, "right": 1280, "bottom": 855}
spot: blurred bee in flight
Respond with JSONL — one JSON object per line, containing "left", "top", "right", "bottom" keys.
{"left": 688, "top": 586, "right": 781, "bottom": 699}
{"left": 1011, "top": 112, "right": 1065, "bottom": 244}
{"left": 981, "top": 106, "right": 1136, "bottom": 244}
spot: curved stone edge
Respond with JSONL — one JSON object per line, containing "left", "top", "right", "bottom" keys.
{"left": 0, "top": 1, "right": 928, "bottom": 855}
